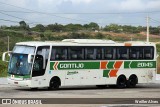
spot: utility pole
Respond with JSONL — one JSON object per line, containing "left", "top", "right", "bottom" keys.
{"left": 8, "top": 36, "right": 9, "bottom": 52}
{"left": 146, "top": 15, "right": 150, "bottom": 42}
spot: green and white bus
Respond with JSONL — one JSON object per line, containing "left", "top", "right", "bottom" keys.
{"left": 2, "top": 39, "right": 158, "bottom": 89}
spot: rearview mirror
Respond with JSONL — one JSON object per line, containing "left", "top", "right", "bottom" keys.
{"left": 28, "top": 54, "right": 34, "bottom": 63}
{"left": 2, "top": 51, "right": 12, "bottom": 62}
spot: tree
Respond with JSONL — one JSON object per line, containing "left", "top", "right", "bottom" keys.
{"left": 104, "top": 24, "right": 121, "bottom": 33}
{"left": 19, "top": 21, "right": 29, "bottom": 30}
{"left": 46, "top": 23, "right": 64, "bottom": 32}
{"left": 150, "top": 27, "right": 160, "bottom": 35}
{"left": 88, "top": 22, "right": 99, "bottom": 30}
{"left": 32, "top": 24, "right": 45, "bottom": 32}
{"left": 64, "top": 24, "right": 80, "bottom": 31}
{"left": 83, "top": 24, "right": 89, "bottom": 30}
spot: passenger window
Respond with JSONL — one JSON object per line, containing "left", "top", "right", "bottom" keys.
{"left": 85, "top": 48, "right": 96, "bottom": 60}
{"left": 144, "top": 47, "right": 154, "bottom": 59}
{"left": 96, "top": 48, "right": 102, "bottom": 60}
{"left": 117, "top": 47, "right": 129, "bottom": 60}
{"left": 50, "top": 47, "right": 67, "bottom": 60}
{"left": 103, "top": 47, "right": 113, "bottom": 60}
{"left": 69, "top": 47, "right": 84, "bottom": 60}
{"left": 129, "top": 47, "right": 139, "bottom": 59}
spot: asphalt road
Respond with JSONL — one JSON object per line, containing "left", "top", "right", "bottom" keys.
{"left": 0, "top": 76, "right": 160, "bottom": 107}
{"left": 0, "top": 83, "right": 160, "bottom": 107}
{"left": 0, "top": 83, "right": 160, "bottom": 98}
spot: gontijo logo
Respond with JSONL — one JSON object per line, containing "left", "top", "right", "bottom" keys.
{"left": 60, "top": 63, "right": 84, "bottom": 69}
{"left": 51, "top": 62, "right": 85, "bottom": 70}
{"left": 50, "top": 62, "right": 100, "bottom": 70}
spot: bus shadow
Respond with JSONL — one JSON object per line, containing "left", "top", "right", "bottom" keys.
{"left": 14, "top": 84, "right": 160, "bottom": 92}
{"left": 15, "top": 86, "right": 105, "bottom": 91}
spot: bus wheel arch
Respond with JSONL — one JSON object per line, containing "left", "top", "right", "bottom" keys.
{"left": 49, "top": 76, "right": 61, "bottom": 90}
{"left": 127, "top": 74, "right": 138, "bottom": 88}
{"left": 116, "top": 75, "right": 127, "bottom": 88}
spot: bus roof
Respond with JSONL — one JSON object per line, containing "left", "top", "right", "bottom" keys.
{"left": 16, "top": 39, "right": 156, "bottom": 47}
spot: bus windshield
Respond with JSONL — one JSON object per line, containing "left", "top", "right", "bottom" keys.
{"left": 8, "top": 46, "right": 35, "bottom": 76}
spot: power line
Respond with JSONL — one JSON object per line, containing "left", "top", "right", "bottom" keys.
{"left": 0, "top": 14, "right": 143, "bottom": 26}
{"left": 0, "top": 1, "right": 156, "bottom": 26}
{"left": 0, "top": 11, "right": 144, "bottom": 26}
{"left": 0, "top": 12, "right": 40, "bottom": 25}
{"left": 0, "top": 12, "right": 25, "bottom": 21}
{"left": 0, "top": 1, "right": 159, "bottom": 26}
{"left": 0, "top": 19, "right": 19, "bottom": 23}
{"left": 150, "top": 18, "right": 160, "bottom": 24}
{"left": 0, "top": 9, "right": 160, "bottom": 14}
{"left": 0, "top": 10, "right": 144, "bottom": 24}
{"left": 0, "top": 1, "right": 90, "bottom": 23}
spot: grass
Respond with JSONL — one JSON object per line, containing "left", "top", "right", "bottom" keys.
{"left": 0, "top": 60, "right": 8, "bottom": 77}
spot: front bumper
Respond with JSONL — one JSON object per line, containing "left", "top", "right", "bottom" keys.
{"left": 7, "top": 78, "right": 31, "bottom": 87}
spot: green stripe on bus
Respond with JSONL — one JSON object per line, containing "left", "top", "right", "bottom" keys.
{"left": 124, "top": 61, "right": 156, "bottom": 68}
{"left": 50, "top": 61, "right": 156, "bottom": 70}
{"left": 103, "top": 70, "right": 110, "bottom": 77}
{"left": 8, "top": 74, "right": 31, "bottom": 78}
{"left": 50, "top": 62, "right": 55, "bottom": 70}
{"left": 50, "top": 62, "right": 100, "bottom": 70}
{"left": 124, "top": 61, "right": 131, "bottom": 68}
{"left": 107, "top": 62, "right": 115, "bottom": 69}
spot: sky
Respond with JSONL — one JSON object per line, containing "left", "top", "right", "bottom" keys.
{"left": 0, "top": 0, "right": 160, "bottom": 27}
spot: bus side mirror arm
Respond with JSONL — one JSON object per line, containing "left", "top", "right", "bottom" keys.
{"left": 2, "top": 51, "right": 12, "bottom": 62}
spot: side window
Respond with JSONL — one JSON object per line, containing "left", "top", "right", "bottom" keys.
{"left": 68, "top": 47, "right": 84, "bottom": 60}
{"left": 129, "top": 47, "right": 139, "bottom": 59}
{"left": 138, "top": 48, "right": 143, "bottom": 59}
{"left": 32, "top": 46, "right": 50, "bottom": 77}
{"left": 129, "top": 46, "right": 154, "bottom": 60}
{"left": 117, "top": 47, "right": 129, "bottom": 60}
{"left": 144, "top": 46, "right": 154, "bottom": 59}
{"left": 103, "top": 47, "right": 114, "bottom": 60}
{"left": 50, "top": 47, "right": 67, "bottom": 60}
{"left": 96, "top": 47, "right": 102, "bottom": 60}
{"left": 85, "top": 47, "right": 96, "bottom": 60}
{"left": 37, "top": 46, "right": 50, "bottom": 60}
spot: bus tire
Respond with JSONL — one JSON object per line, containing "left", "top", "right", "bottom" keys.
{"left": 116, "top": 75, "right": 127, "bottom": 89}
{"left": 96, "top": 85, "right": 107, "bottom": 89}
{"left": 127, "top": 75, "right": 138, "bottom": 88}
{"left": 49, "top": 77, "right": 61, "bottom": 90}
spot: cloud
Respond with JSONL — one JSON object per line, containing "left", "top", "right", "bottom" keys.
{"left": 110, "top": 0, "right": 160, "bottom": 11}
{"left": 5, "top": 0, "right": 27, "bottom": 7}
{"left": 0, "top": 0, "right": 160, "bottom": 26}
{"left": 63, "top": 0, "right": 93, "bottom": 4}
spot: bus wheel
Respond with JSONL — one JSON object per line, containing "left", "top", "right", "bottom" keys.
{"left": 127, "top": 75, "right": 138, "bottom": 88}
{"left": 96, "top": 85, "right": 107, "bottom": 89}
{"left": 116, "top": 75, "right": 126, "bottom": 88}
{"left": 49, "top": 77, "right": 60, "bottom": 90}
